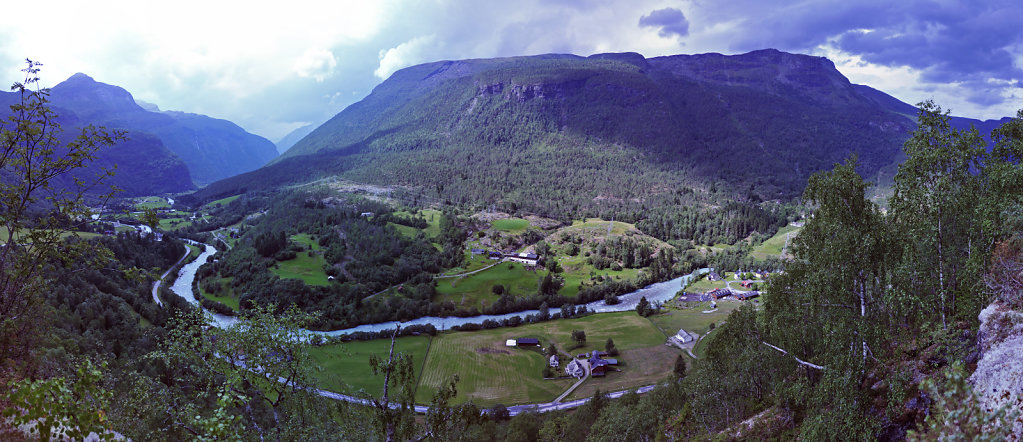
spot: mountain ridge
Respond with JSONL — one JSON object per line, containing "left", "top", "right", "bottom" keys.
{"left": 192, "top": 49, "right": 1010, "bottom": 217}
{"left": 49, "top": 74, "right": 279, "bottom": 185}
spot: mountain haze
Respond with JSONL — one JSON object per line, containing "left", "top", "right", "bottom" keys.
{"left": 193, "top": 50, "right": 1007, "bottom": 215}
{"left": 49, "top": 74, "right": 279, "bottom": 185}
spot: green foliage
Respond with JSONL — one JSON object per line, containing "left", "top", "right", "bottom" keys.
{"left": 889, "top": 101, "right": 991, "bottom": 328}
{"left": 3, "top": 360, "right": 114, "bottom": 441}
{"left": 908, "top": 364, "right": 1020, "bottom": 441}
{"left": 1, "top": 60, "right": 123, "bottom": 372}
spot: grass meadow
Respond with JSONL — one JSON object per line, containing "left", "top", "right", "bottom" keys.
{"left": 308, "top": 336, "right": 432, "bottom": 397}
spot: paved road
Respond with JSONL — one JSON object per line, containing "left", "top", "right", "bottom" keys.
{"left": 151, "top": 244, "right": 191, "bottom": 306}
{"left": 725, "top": 279, "right": 763, "bottom": 292}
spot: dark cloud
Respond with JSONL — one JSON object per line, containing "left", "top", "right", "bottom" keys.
{"left": 700, "top": 0, "right": 1023, "bottom": 109}
{"left": 639, "top": 8, "right": 690, "bottom": 38}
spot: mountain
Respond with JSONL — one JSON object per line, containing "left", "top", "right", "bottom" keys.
{"left": 190, "top": 49, "right": 1007, "bottom": 216}
{"left": 49, "top": 74, "right": 279, "bottom": 185}
{"left": 275, "top": 123, "right": 317, "bottom": 154}
{"left": 0, "top": 86, "right": 193, "bottom": 196}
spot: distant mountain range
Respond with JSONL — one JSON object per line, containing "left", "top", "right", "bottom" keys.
{"left": 45, "top": 73, "right": 278, "bottom": 188}
{"left": 190, "top": 49, "right": 1010, "bottom": 215}
{"left": 275, "top": 123, "right": 317, "bottom": 154}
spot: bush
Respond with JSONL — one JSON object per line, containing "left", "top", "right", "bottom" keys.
{"left": 604, "top": 293, "right": 619, "bottom": 305}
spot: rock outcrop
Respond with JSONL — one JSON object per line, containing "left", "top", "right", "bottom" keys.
{"left": 970, "top": 302, "right": 1023, "bottom": 438}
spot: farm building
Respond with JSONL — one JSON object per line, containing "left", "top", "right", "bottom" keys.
{"left": 516, "top": 338, "right": 539, "bottom": 347}
{"left": 471, "top": 248, "right": 485, "bottom": 255}
{"left": 707, "top": 288, "right": 731, "bottom": 299}
{"left": 488, "top": 251, "right": 504, "bottom": 260}
{"left": 505, "top": 339, "right": 517, "bottom": 347}
{"left": 588, "top": 351, "right": 619, "bottom": 377}
{"left": 505, "top": 252, "right": 539, "bottom": 266}
{"left": 549, "top": 355, "right": 559, "bottom": 368}
{"left": 735, "top": 291, "right": 760, "bottom": 301}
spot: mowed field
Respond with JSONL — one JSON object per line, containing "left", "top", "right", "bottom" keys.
{"left": 434, "top": 263, "right": 542, "bottom": 308}
{"left": 414, "top": 312, "right": 672, "bottom": 406}
{"left": 271, "top": 234, "right": 330, "bottom": 286}
{"left": 308, "top": 336, "right": 432, "bottom": 397}
{"left": 751, "top": 224, "right": 801, "bottom": 260}
{"left": 646, "top": 300, "right": 742, "bottom": 337}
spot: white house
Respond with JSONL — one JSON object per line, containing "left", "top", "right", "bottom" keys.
{"left": 505, "top": 252, "right": 539, "bottom": 266}
{"left": 549, "top": 355, "right": 559, "bottom": 368}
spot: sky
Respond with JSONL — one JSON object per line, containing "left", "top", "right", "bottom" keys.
{"left": 2, "top": 0, "right": 1021, "bottom": 142}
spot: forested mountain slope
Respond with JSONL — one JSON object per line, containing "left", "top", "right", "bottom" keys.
{"left": 0, "top": 88, "right": 193, "bottom": 196}
{"left": 48, "top": 73, "right": 279, "bottom": 185}
{"left": 191, "top": 49, "right": 1008, "bottom": 217}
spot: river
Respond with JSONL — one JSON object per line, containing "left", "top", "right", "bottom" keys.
{"left": 170, "top": 242, "right": 710, "bottom": 335}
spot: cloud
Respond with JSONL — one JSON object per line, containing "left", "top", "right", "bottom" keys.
{"left": 293, "top": 49, "right": 338, "bottom": 82}
{"left": 374, "top": 36, "right": 438, "bottom": 80}
{"left": 639, "top": 7, "right": 690, "bottom": 39}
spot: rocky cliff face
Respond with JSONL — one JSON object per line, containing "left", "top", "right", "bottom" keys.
{"left": 971, "top": 302, "right": 1023, "bottom": 437}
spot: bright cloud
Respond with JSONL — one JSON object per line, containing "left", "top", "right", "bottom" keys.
{"left": 294, "top": 49, "right": 338, "bottom": 82}
{"left": 375, "top": 35, "right": 437, "bottom": 79}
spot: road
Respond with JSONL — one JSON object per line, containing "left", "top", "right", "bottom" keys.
{"left": 151, "top": 244, "right": 191, "bottom": 306}
{"left": 434, "top": 260, "right": 503, "bottom": 279}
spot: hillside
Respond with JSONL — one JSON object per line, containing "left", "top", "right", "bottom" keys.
{"left": 0, "top": 88, "right": 193, "bottom": 196}
{"left": 194, "top": 50, "right": 946, "bottom": 212}
{"left": 48, "top": 73, "right": 279, "bottom": 185}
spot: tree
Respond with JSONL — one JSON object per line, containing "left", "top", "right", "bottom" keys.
{"left": 1, "top": 60, "right": 122, "bottom": 372}
{"left": 604, "top": 338, "right": 618, "bottom": 356}
{"left": 889, "top": 101, "right": 988, "bottom": 329}
{"left": 571, "top": 330, "right": 586, "bottom": 346}
{"left": 673, "top": 354, "right": 687, "bottom": 380}
{"left": 152, "top": 305, "right": 331, "bottom": 440}
{"left": 636, "top": 296, "right": 650, "bottom": 317}
{"left": 368, "top": 326, "right": 418, "bottom": 441}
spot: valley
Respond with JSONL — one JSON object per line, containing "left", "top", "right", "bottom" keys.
{"left": 4, "top": 42, "right": 1022, "bottom": 441}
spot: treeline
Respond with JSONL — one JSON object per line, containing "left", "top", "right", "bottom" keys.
{"left": 658, "top": 104, "right": 1023, "bottom": 439}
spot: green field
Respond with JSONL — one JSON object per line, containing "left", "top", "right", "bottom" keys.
{"left": 491, "top": 217, "right": 530, "bottom": 233}
{"left": 199, "top": 275, "right": 240, "bottom": 311}
{"left": 434, "top": 262, "right": 541, "bottom": 308}
{"left": 437, "top": 252, "right": 499, "bottom": 276}
{"left": 271, "top": 234, "right": 329, "bottom": 286}
{"left": 392, "top": 209, "right": 442, "bottom": 239}
{"left": 273, "top": 253, "right": 329, "bottom": 286}
{"left": 309, "top": 336, "right": 432, "bottom": 397}
{"left": 646, "top": 300, "right": 741, "bottom": 337}
{"left": 751, "top": 224, "right": 801, "bottom": 260}
{"left": 557, "top": 254, "right": 641, "bottom": 298}
{"left": 134, "top": 196, "right": 170, "bottom": 210}
{"left": 159, "top": 217, "right": 193, "bottom": 230}
{"left": 202, "top": 194, "right": 241, "bottom": 210}
{"left": 415, "top": 312, "right": 671, "bottom": 406}
{"left": 568, "top": 218, "right": 638, "bottom": 236}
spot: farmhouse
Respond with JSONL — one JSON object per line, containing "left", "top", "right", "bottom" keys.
{"left": 488, "top": 251, "right": 504, "bottom": 260}
{"left": 565, "top": 358, "right": 586, "bottom": 378}
{"left": 707, "top": 271, "right": 723, "bottom": 281}
{"left": 587, "top": 351, "right": 619, "bottom": 377}
{"left": 505, "top": 252, "right": 539, "bottom": 266}
{"left": 471, "top": 248, "right": 486, "bottom": 255}
{"left": 549, "top": 355, "right": 559, "bottom": 368}
{"left": 674, "top": 328, "right": 694, "bottom": 344}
